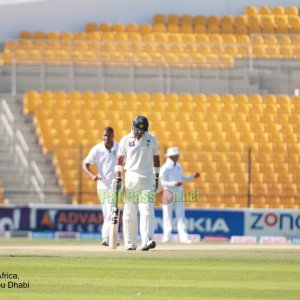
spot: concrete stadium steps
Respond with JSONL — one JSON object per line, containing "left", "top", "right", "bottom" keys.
{"left": 5, "top": 59, "right": 297, "bottom": 95}
{"left": 0, "top": 95, "right": 69, "bottom": 204}
{"left": 0, "top": 63, "right": 261, "bottom": 94}
{"left": 0, "top": 140, "right": 39, "bottom": 203}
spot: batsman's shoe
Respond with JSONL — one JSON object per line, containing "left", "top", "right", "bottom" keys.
{"left": 141, "top": 240, "right": 156, "bottom": 251}
{"left": 101, "top": 238, "right": 109, "bottom": 247}
{"left": 180, "top": 238, "right": 192, "bottom": 244}
{"left": 126, "top": 243, "right": 136, "bottom": 251}
{"left": 162, "top": 237, "right": 171, "bottom": 243}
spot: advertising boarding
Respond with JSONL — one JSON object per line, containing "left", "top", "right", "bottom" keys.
{"left": 244, "top": 209, "right": 300, "bottom": 238}
{"left": 0, "top": 206, "right": 30, "bottom": 231}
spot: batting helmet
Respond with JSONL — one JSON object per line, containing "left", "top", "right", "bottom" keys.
{"left": 132, "top": 115, "right": 149, "bottom": 132}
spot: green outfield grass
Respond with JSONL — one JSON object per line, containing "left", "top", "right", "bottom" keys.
{"left": 0, "top": 239, "right": 300, "bottom": 300}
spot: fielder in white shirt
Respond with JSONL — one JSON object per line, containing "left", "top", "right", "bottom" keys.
{"left": 114, "top": 116, "right": 160, "bottom": 251}
{"left": 160, "top": 147, "right": 200, "bottom": 244}
{"left": 82, "top": 127, "right": 118, "bottom": 246}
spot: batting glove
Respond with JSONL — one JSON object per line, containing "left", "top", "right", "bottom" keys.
{"left": 111, "top": 177, "right": 123, "bottom": 193}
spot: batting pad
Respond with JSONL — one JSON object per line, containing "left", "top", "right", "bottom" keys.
{"left": 123, "top": 203, "right": 138, "bottom": 247}
{"left": 139, "top": 202, "right": 155, "bottom": 244}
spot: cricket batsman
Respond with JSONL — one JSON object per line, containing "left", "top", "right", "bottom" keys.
{"left": 113, "top": 116, "right": 160, "bottom": 251}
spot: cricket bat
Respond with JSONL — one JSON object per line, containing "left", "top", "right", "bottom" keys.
{"left": 109, "top": 181, "right": 121, "bottom": 249}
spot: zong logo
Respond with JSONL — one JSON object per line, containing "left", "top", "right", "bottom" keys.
{"left": 250, "top": 212, "right": 300, "bottom": 230}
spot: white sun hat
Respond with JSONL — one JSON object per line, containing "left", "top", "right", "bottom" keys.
{"left": 165, "top": 147, "right": 180, "bottom": 157}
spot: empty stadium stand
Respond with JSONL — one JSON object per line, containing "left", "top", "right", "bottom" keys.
{"left": 0, "top": 96, "right": 69, "bottom": 204}
{"left": 1, "top": 6, "right": 300, "bottom": 95}
{"left": 23, "top": 91, "right": 300, "bottom": 208}
{"left": 1, "top": 4, "right": 300, "bottom": 209}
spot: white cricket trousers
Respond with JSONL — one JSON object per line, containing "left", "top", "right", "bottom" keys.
{"left": 162, "top": 201, "right": 189, "bottom": 242}
{"left": 97, "top": 181, "right": 114, "bottom": 240}
{"left": 123, "top": 171, "right": 155, "bottom": 248}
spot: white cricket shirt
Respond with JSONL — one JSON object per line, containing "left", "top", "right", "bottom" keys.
{"left": 160, "top": 158, "right": 194, "bottom": 193}
{"left": 84, "top": 141, "right": 118, "bottom": 186}
{"left": 118, "top": 131, "right": 159, "bottom": 176}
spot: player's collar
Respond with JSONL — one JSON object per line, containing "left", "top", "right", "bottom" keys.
{"left": 102, "top": 141, "right": 115, "bottom": 152}
{"left": 131, "top": 130, "right": 148, "bottom": 140}
{"left": 166, "top": 157, "right": 178, "bottom": 166}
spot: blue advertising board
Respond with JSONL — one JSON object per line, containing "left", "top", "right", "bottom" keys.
{"left": 0, "top": 206, "right": 30, "bottom": 231}
{"left": 34, "top": 207, "right": 104, "bottom": 232}
{"left": 6, "top": 205, "right": 300, "bottom": 239}
{"left": 154, "top": 208, "right": 244, "bottom": 239}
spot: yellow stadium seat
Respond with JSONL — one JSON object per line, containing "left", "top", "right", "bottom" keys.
{"left": 180, "top": 34, "right": 195, "bottom": 43}
{"left": 259, "top": 5, "right": 272, "bottom": 15}
{"left": 288, "top": 17, "right": 300, "bottom": 34}
{"left": 85, "top": 23, "right": 97, "bottom": 33}
{"left": 154, "top": 14, "right": 165, "bottom": 24}
{"left": 264, "top": 35, "right": 277, "bottom": 45}
{"left": 33, "top": 31, "right": 46, "bottom": 39}
{"left": 139, "top": 23, "right": 153, "bottom": 34}
{"left": 220, "top": 15, "right": 234, "bottom": 34}
{"left": 252, "top": 35, "right": 264, "bottom": 46}
{"left": 280, "top": 45, "right": 294, "bottom": 58}
{"left": 73, "top": 32, "right": 88, "bottom": 40}
{"left": 181, "top": 15, "right": 193, "bottom": 33}
{"left": 231, "top": 142, "right": 246, "bottom": 153}
{"left": 181, "top": 23, "right": 193, "bottom": 33}
{"left": 169, "top": 33, "right": 184, "bottom": 43}
{"left": 286, "top": 6, "right": 299, "bottom": 16}
{"left": 261, "top": 16, "right": 276, "bottom": 33}
{"left": 153, "top": 23, "right": 166, "bottom": 33}
{"left": 47, "top": 31, "right": 60, "bottom": 40}
{"left": 275, "top": 16, "right": 289, "bottom": 34}
{"left": 278, "top": 95, "right": 291, "bottom": 105}
{"left": 19, "top": 40, "right": 34, "bottom": 50}
{"left": 126, "top": 23, "right": 138, "bottom": 33}
{"left": 99, "top": 22, "right": 112, "bottom": 32}
{"left": 181, "top": 15, "right": 193, "bottom": 25}
{"left": 252, "top": 183, "right": 268, "bottom": 195}
{"left": 207, "top": 15, "right": 220, "bottom": 33}
{"left": 293, "top": 45, "right": 300, "bottom": 57}
{"left": 23, "top": 90, "right": 40, "bottom": 114}
{"left": 60, "top": 32, "right": 74, "bottom": 40}
{"left": 209, "top": 34, "right": 223, "bottom": 44}
{"left": 262, "top": 172, "right": 278, "bottom": 184}
{"left": 252, "top": 45, "right": 266, "bottom": 57}
{"left": 15, "top": 49, "right": 28, "bottom": 64}
{"left": 245, "top": 6, "right": 258, "bottom": 16}
{"left": 236, "top": 34, "right": 250, "bottom": 45}
{"left": 272, "top": 5, "right": 285, "bottom": 15}
{"left": 282, "top": 184, "right": 297, "bottom": 196}
{"left": 248, "top": 16, "right": 261, "bottom": 34}
{"left": 194, "top": 15, "right": 206, "bottom": 33}
{"left": 234, "top": 16, "right": 248, "bottom": 34}
{"left": 26, "top": 49, "right": 41, "bottom": 64}
{"left": 111, "top": 23, "right": 126, "bottom": 32}
{"left": 19, "top": 31, "right": 32, "bottom": 39}
{"left": 265, "top": 45, "right": 280, "bottom": 58}
{"left": 292, "top": 37, "right": 300, "bottom": 48}
{"left": 223, "top": 34, "right": 237, "bottom": 44}
{"left": 268, "top": 131, "right": 283, "bottom": 143}
{"left": 167, "top": 14, "right": 179, "bottom": 25}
